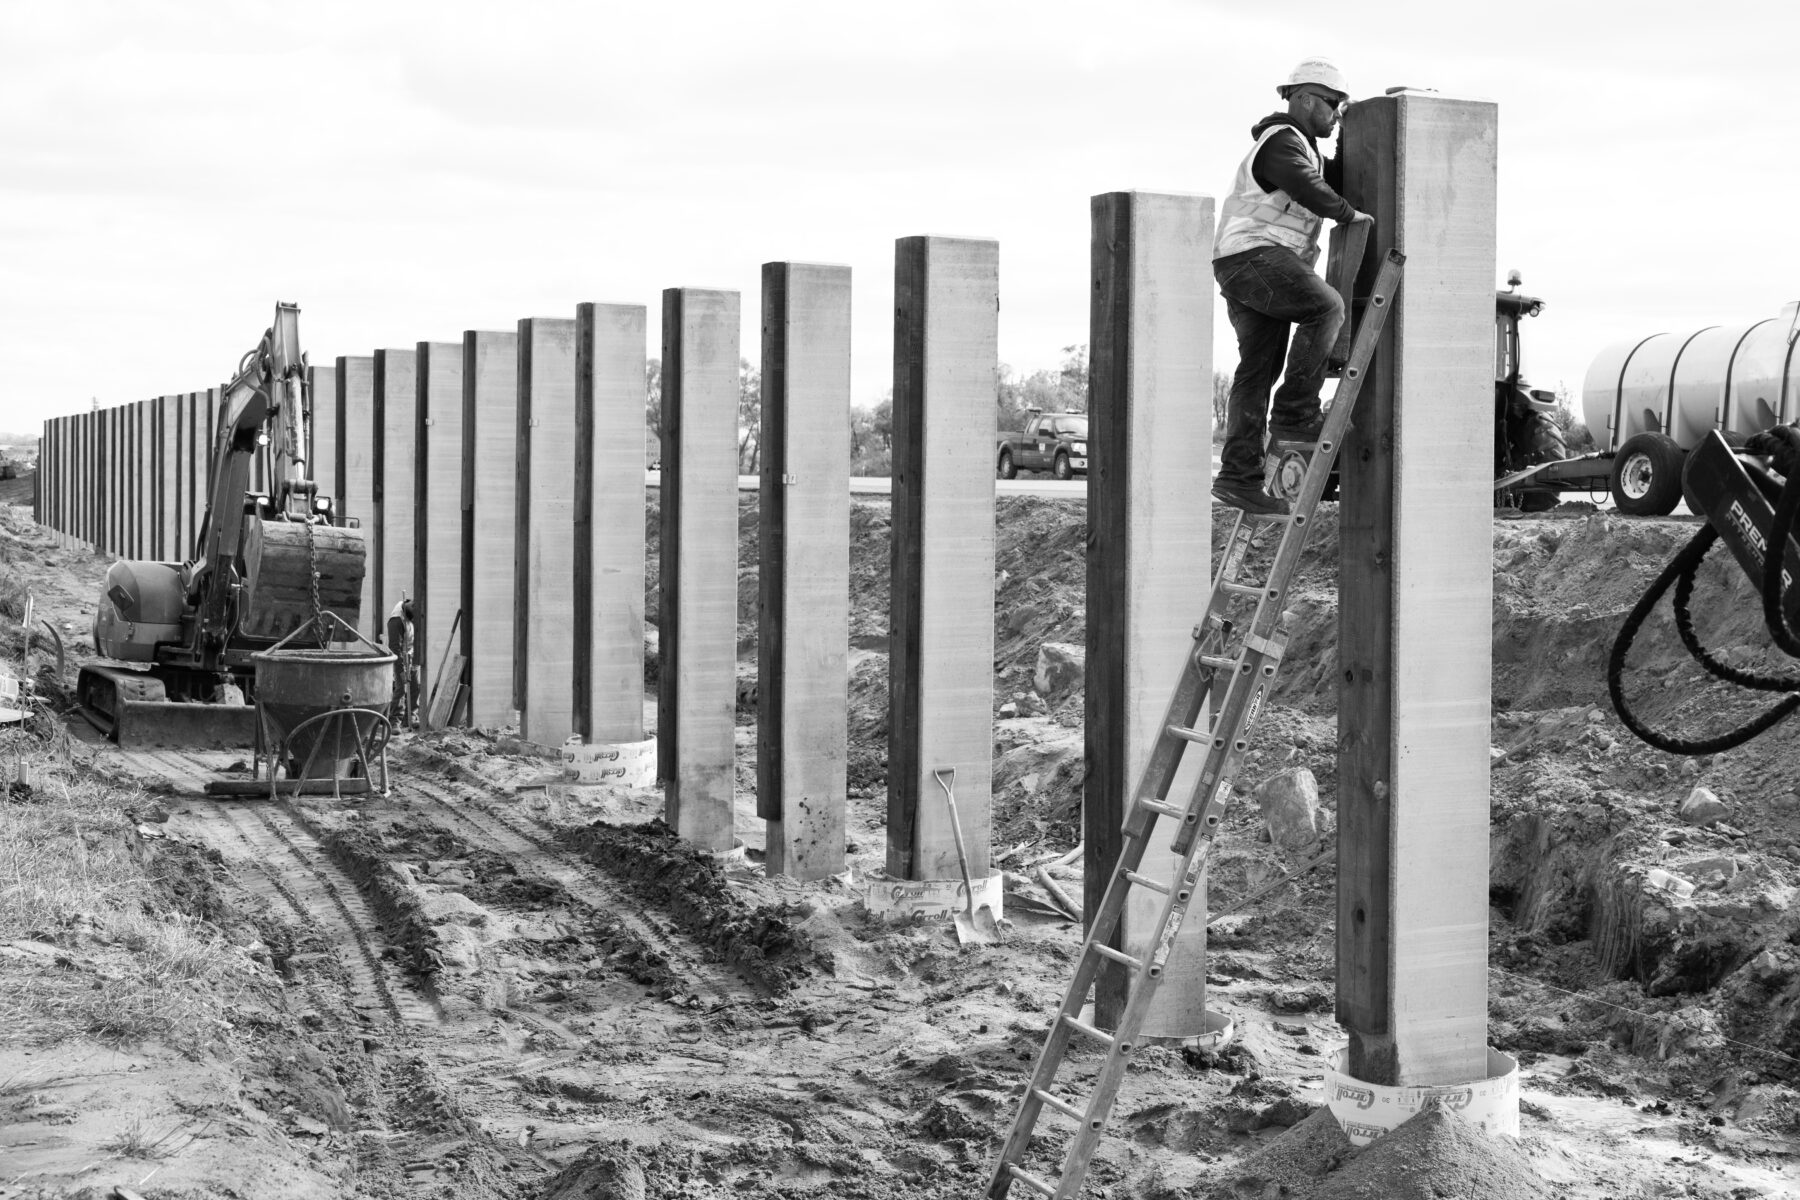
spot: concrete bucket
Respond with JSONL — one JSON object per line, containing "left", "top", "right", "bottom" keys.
{"left": 249, "top": 613, "right": 396, "bottom": 797}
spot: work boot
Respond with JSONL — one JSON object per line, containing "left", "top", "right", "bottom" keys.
{"left": 1268, "top": 412, "right": 1328, "bottom": 445}
{"left": 1211, "top": 480, "right": 1291, "bottom": 517}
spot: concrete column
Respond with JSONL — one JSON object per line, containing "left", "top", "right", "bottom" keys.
{"left": 574, "top": 303, "right": 648, "bottom": 743}
{"left": 1337, "top": 92, "right": 1497, "bottom": 1087}
{"left": 103, "top": 406, "right": 117, "bottom": 555}
{"left": 887, "top": 236, "right": 998, "bottom": 882}
{"left": 461, "top": 331, "right": 518, "bottom": 728}
{"left": 185, "top": 392, "right": 204, "bottom": 559}
{"left": 1085, "top": 192, "right": 1216, "bottom": 1037}
{"left": 135, "top": 400, "right": 151, "bottom": 558}
{"left": 415, "top": 341, "right": 465, "bottom": 722}
{"left": 310, "top": 365, "right": 341, "bottom": 512}
{"left": 374, "top": 348, "right": 418, "bottom": 629}
{"left": 514, "top": 317, "right": 579, "bottom": 746}
{"left": 758, "top": 262, "right": 850, "bottom": 882}
{"left": 657, "top": 288, "right": 740, "bottom": 852}
{"left": 158, "top": 395, "right": 180, "bottom": 560}
{"left": 338, "top": 356, "right": 377, "bottom": 637}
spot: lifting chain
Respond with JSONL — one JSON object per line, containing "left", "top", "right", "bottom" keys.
{"left": 303, "top": 519, "right": 326, "bottom": 647}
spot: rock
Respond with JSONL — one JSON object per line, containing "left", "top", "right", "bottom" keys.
{"left": 1680, "top": 786, "right": 1728, "bottom": 826}
{"left": 998, "top": 702, "right": 1019, "bottom": 718}
{"left": 1253, "top": 768, "right": 1320, "bottom": 853}
{"left": 1033, "top": 642, "right": 1085, "bottom": 703}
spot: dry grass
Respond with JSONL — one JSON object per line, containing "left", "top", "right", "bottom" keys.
{"left": 0, "top": 731, "right": 257, "bottom": 1056}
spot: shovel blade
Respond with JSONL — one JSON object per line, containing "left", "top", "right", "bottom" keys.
{"left": 954, "top": 905, "right": 1001, "bottom": 945}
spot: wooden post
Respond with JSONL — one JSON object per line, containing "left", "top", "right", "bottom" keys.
{"left": 1085, "top": 192, "right": 1216, "bottom": 1034}
{"left": 575, "top": 303, "right": 649, "bottom": 743}
{"left": 461, "top": 330, "right": 518, "bottom": 728}
{"left": 887, "top": 236, "right": 998, "bottom": 882}
{"left": 1337, "top": 92, "right": 1497, "bottom": 1087}
{"left": 338, "top": 357, "right": 377, "bottom": 637}
{"left": 658, "top": 288, "right": 740, "bottom": 852}
{"left": 514, "top": 317, "right": 580, "bottom": 746}
{"left": 758, "top": 262, "right": 851, "bottom": 882}
{"left": 416, "top": 341, "right": 465, "bottom": 721}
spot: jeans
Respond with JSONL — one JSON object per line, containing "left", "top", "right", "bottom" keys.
{"left": 1214, "top": 245, "right": 1345, "bottom": 490}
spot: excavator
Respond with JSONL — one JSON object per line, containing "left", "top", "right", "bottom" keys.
{"left": 1610, "top": 424, "right": 1800, "bottom": 752}
{"left": 78, "top": 303, "right": 366, "bottom": 748}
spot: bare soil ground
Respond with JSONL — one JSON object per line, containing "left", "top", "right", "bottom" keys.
{"left": 1, "top": 492, "right": 1797, "bottom": 1200}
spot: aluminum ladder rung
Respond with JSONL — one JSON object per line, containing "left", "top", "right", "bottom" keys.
{"left": 1090, "top": 943, "right": 1143, "bottom": 968}
{"left": 1002, "top": 1165, "right": 1059, "bottom": 1197}
{"left": 1059, "top": 1013, "right": 1115, "bottom": 1048}
{"left": 1136, "top": 797, "right": 1186, "bottom": 821}
{"left": 1120, "top": 870, "right": 1170, "bottom": 895}
{"left": 1032, "top": 1087, "right": 1090, "bottom": 1126}
{"left": 1197, "top": 653, "right": 1237, "bottom": 672}
{"left": 1217, "top": 579, "right": 1266, "bottom": 597}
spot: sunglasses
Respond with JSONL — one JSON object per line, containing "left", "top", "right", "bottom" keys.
{"left": 1307, "top": 91, "right": 1348, "bottom": 114}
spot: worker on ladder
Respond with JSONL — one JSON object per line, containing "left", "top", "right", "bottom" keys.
{"left": 1211, "top": 56, "right": 1372, "bottom": 517}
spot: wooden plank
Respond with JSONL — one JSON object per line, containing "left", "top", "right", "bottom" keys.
{"left": 575, "top": 303, "right": 648, "bottom": 743}
{"left": 1338, "top": 93, "right": 1497, "bottom": 1087}
{"left": 657, "top": 288, "right": 740, "bottom": 852}
{"left": 461, "top": 330, "right": 518, "bottom": 728}
{"left": 337, "top": 356, "right": 377, "bottom": 637}
{"left": 373, "top": 348, "right": 418, "bottom": 629}
{"left": 415, "top": 341, "right": 464, "bottom": 722}
{"left": 1084, "top": 191, "right": 1215, "bottom": 1034}
{"left": 758, "top": 262, "right": 851, "bottom": 882}
{"left": 514, "top": 317, "right": 579, "bottom": 746}
{"left": 887, "top": 237, "right": 998, "bottom": 882}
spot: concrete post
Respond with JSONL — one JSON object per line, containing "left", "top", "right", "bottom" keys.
{"left": 136, "top": 400, "right": 152, "bottom": 559}
{"left": 657, "top": 288, "right": 740, "bottom": 852}
{"left": 758, "top": 262, "right": 851, "bottom": 882}
{"left": 158, "top": 395, "right": 181, "bottom": 561}
{"left": 1337, "top": 92, "right": 1497, "bottom": 1087}
{"left": 338, "top": 356, "right": 377, "bottom": 637}
{"left": 887, "top": 236, "right": 998, "bottom": 883}
{"left": 310, "top": 365, "right": 340, "bottom": 514}
{"left": 415, "top": 341, "right": 465, "bottom": 721}
{"left": 575, "top": 303, "right": 649, "bottom": 743}
{"left": 514, "top": 317, "right": 579, "bottom": 746}
{"left": 461, "top": 331, "right": 518, "bottom": 728}
{"left": 374, "top": 348, "right": 418, "bottom": 630}
{"left": 1085, "top": 191, "right": 1216, "bottom": 1037}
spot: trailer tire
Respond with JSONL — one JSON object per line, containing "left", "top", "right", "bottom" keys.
{"left": 1609, "top": 432, "right": 1684, "bottom": 517}
{"left": 997, "top": 449, "right": 1017, "bottom": 480}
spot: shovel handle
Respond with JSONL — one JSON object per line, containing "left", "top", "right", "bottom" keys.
{"left": 933, "top": 768, "right": 980, "bottom": 915}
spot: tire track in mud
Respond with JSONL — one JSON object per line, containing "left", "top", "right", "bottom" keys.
{"left": 128, "top": 749, "right": 433, "bottom": 1027}
{"left": 394, "top": 772, "right": 748, "bottom": 1010}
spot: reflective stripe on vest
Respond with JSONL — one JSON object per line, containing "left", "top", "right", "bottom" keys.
{"left": 1213, "top": 124, "right": 1324, "bottom": 262}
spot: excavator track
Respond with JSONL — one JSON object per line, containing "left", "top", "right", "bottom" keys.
{"left": 397, "top": 774, "right": 751, "bottom": 1010}
{"left": 131, "top": 748, "right": 436, "bottom": 1027}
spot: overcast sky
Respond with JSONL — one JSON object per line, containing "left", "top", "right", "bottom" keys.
{"left": 5, "top": 0, "right": 1796, "bottom": 436}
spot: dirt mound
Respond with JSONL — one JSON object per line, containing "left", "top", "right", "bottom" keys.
{"left": 1312, "top": 1109, "right": 1551, "bottom": 1200}
{"left": 561, "top": 819, "right": 826, "bottom": 995}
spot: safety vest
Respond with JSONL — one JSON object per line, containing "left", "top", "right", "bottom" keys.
{"left": 1213, "top": 124, "right": 1325, "bottom": 265}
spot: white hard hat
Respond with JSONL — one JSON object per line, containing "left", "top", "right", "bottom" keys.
{"left": 1279, "top": 57, "right": 1349, "bottom": 100}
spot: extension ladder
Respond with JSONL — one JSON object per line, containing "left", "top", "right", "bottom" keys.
{"left": 987, "top": 247, "right": 1405, "bottom": 1200}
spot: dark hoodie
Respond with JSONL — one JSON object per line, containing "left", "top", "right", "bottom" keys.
{"left": 1245, "top": 113, "right": 1355, "bottom": 225}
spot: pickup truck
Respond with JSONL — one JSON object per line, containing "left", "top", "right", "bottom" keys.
{"left": 996, "top": 412, "right": 1089, "bottom": 479}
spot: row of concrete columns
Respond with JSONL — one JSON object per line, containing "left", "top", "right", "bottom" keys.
{"left": 36, "top": 91, "right": 1497, "bottom": 1089}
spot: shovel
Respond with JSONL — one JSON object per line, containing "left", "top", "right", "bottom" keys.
{"left": 933, "top": 768, "right": 1001, "bottom": 945}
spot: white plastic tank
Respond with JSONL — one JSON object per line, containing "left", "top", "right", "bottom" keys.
{"left": 1581, "top": 302, "right": 1800, "bottom": 451}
